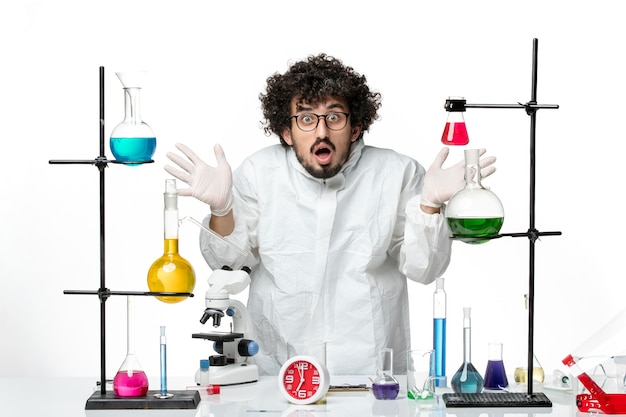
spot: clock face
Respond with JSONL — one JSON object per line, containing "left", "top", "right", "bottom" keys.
{"left": 279, "top": 355, "right": 329, "bottom": 405}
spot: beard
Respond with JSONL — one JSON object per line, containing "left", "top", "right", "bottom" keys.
{"left": 293, "top": 138, "right": 349, "bottom": 179}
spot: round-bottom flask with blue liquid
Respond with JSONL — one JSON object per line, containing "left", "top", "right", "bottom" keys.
{"left": 110, "top": 72, "right": 156, "bottom": 164}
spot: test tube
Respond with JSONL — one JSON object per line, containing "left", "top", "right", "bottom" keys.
{"left": 155, "top": 325, "right": 173, "bottom": 399}
{"left": 563, "top": 307, "right": 626, "bottom": 376}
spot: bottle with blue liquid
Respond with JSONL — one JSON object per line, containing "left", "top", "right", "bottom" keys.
{"left": 433, "top": 277, "right": 446, "bottom": 387}
{"left": 110, "top": 72, "right": 156, "bottom": 164}
{"left": 451, "top": 307, "right": 484, "bottom": 393}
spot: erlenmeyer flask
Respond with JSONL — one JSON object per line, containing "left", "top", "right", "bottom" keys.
{"left": 451, "top": 307, "right": 484, "bottom": 393}
{"left": 483, "top": 342, "right": 509, "bottom": 390}
{"left": 147, "top": 179, "right": 196, "bottom": 303}
{"left": 441, "top": 96, "right": 469, "bottom": 146}
{"left": 110, "top": 72, "right": 156, "bottom": 164}
{"left": 446, "top": 148, "right": 504, "bottom": 244}
{"left": 113, "top": 296, "right": 149, "bottom": 397}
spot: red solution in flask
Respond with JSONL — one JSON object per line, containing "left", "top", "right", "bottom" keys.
{"left": 441, "top": 122, "right": 469, "bottom": 146}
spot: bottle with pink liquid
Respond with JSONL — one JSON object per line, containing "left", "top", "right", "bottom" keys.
{"left": 441, "top": 96, "right": 469, "bottom": 146}
{"left": 113, "top": 296, "right": 149, "bottom": 397}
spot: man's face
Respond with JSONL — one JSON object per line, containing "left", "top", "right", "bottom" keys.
{"left": 282, "top": 97, "right": 362, "bottom": 179}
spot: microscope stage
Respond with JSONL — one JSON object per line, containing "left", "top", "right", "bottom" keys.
{"left": 192, "top": 332, "right": 244, "bottom": 342}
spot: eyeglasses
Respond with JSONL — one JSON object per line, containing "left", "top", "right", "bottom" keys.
{"left": 289, "top": 112, "right": 350, "bottom": 132}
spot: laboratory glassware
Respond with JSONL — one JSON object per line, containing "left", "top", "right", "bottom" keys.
{"left": 446, "top": 148, "right": 504, "bottom": 244}
{"left": 154, "top": 326, "right": 173, "bottom": 398}
{"left": 451, "top": 307, "right": 484, "bottom": 393}
{"left": 372, "top": 348, "right": 400, "bottom": 400}
{"left": 147, "top": 179, "right": 196, "bottom": 303}
{"left": 514, "top": 355, "right": 545, "bottom": 385}
{"left": 562, "top": 307, "right": 626, "bottom": 414}
{"left": 484, "top": 342, "right": 509, "bottom": 390}
{"left": 514, "top": 294, "right": 544, "bottom": 385}
{"left": 441, "top": 97, "right": 469, "bottom": 146}
{"left": 110, "top": 71, "right": 156, "bottom": 164}
{"left": 407, "top": 349, "right": 436, "bottom": 400}
{"left": 113, "top": 296, "right": 149, "bottom": 397}
{"left": 433, "top": 277, "right": 446, "bottom": 387}
{"left": 195, "top": 359, "right": 210, "bottom": 386}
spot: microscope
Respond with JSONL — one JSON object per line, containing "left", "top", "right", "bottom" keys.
{"left": 192, "top": 266, "right": 259, "bottom": 386}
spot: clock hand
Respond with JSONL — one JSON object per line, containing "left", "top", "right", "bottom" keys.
{"left": 296, "top": 363, "right": 305, "bottom": 391}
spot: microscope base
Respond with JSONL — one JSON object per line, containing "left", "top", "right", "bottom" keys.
{"left": 208, "top": 363, "right": 259, "bottom": 386}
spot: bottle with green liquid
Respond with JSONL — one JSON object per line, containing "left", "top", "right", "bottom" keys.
{"left": 446, "top": 148, "right": 504, "bottom": 244}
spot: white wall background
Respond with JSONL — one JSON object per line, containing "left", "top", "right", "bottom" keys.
{"left": 2, "top": 0, "right": 625, "bottom": 381}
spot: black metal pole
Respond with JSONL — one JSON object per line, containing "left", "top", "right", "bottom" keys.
{"left": 526, "top": 38, "right": 539, "bottom": 396}
{"left": 98, "top": 66, "right": 107, "bottom": 395}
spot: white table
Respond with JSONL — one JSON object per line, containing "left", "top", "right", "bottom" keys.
{"left": 0, "top": 375, "right": 607, "bottom": 416}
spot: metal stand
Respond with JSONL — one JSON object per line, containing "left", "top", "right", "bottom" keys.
{"left": 443, "top": 38, "right": 560, "bottom": 408}
{"left": 49, "top": 67, "right": 198, "bottom": 409}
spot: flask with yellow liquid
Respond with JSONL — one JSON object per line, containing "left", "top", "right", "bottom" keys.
{"left": 147, "top": 179, "right": 196, "bottom": 303}
{"left": 514, "top": 294, "right": 545, "bottom": 386}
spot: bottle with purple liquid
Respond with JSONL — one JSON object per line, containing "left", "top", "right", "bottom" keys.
{"left": 372, "top": 348, "right": 400, "bottom": 400}
{"left": 483, "top": 342, "right": 509, "bottom": 390}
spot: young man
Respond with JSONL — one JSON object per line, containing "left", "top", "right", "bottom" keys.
{"left": 165, "top": 53, "right": 495, "bottom": 375}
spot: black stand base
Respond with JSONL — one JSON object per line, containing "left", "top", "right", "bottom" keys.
{"left": 442, "top": 392, "right": 552, "bottom": 408}
{"left": 85, "top": 390, "right": 201, "bottom": 410}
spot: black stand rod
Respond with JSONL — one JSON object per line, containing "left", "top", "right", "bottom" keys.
{"left": 526, "top": 38, "right": 539, "bottom": 397}
{"left": 98, "top": 66, "right": 108, "bottom": 395}
{"left": 448, "top": 38, "right": 561, "bottom": 396}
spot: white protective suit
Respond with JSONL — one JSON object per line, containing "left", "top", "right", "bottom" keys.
{"left": 199, "top": 140, "right": 452, "bottom": 376}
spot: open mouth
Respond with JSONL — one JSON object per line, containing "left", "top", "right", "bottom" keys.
{"left": 313, "top": 142, "right": 334, "bottom": 165}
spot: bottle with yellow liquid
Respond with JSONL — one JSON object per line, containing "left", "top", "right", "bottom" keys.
{"left": 514, "top": 294, "right": 545, "bottom": 386}
{"left": 147, "top": 179, "right": 196, "bottom": 303}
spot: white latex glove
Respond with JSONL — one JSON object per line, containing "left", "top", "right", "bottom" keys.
{"left": 421, "top": 147, "right": 496, "bottom": 208}
{"left": 164, "top": 143, "right": 233, "bottom": 216}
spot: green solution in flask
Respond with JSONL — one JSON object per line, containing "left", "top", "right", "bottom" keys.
{"left": 446, "top": 148, "right": 504, "bottom": 244}
{"left": 110, "top": 72, "right": 156, "bottom": 165}
{"left": 451, "top": 307, "right": 484, "bottom": 393}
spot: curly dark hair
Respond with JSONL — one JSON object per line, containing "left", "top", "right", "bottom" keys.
{"left": 259, "top": 53, "right": 382, "bottom": 145}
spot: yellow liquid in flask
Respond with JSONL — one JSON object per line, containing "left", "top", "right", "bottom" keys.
{"left": 147, "top": 238, "right": 196, "bottom": 303}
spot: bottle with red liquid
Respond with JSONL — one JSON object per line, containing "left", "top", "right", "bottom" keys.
{"left": 441, "top": 97, "right": 469, "bottom": 146}
{"left": 113, "top": 296, "right": 149, "bottom": 397}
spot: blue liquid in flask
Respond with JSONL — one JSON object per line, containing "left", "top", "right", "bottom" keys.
{"left": 110, "top": 137, "right": 156, "bottom": 164}
{"left": 451, "top": 362, "right": 484, "bottom": 393}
